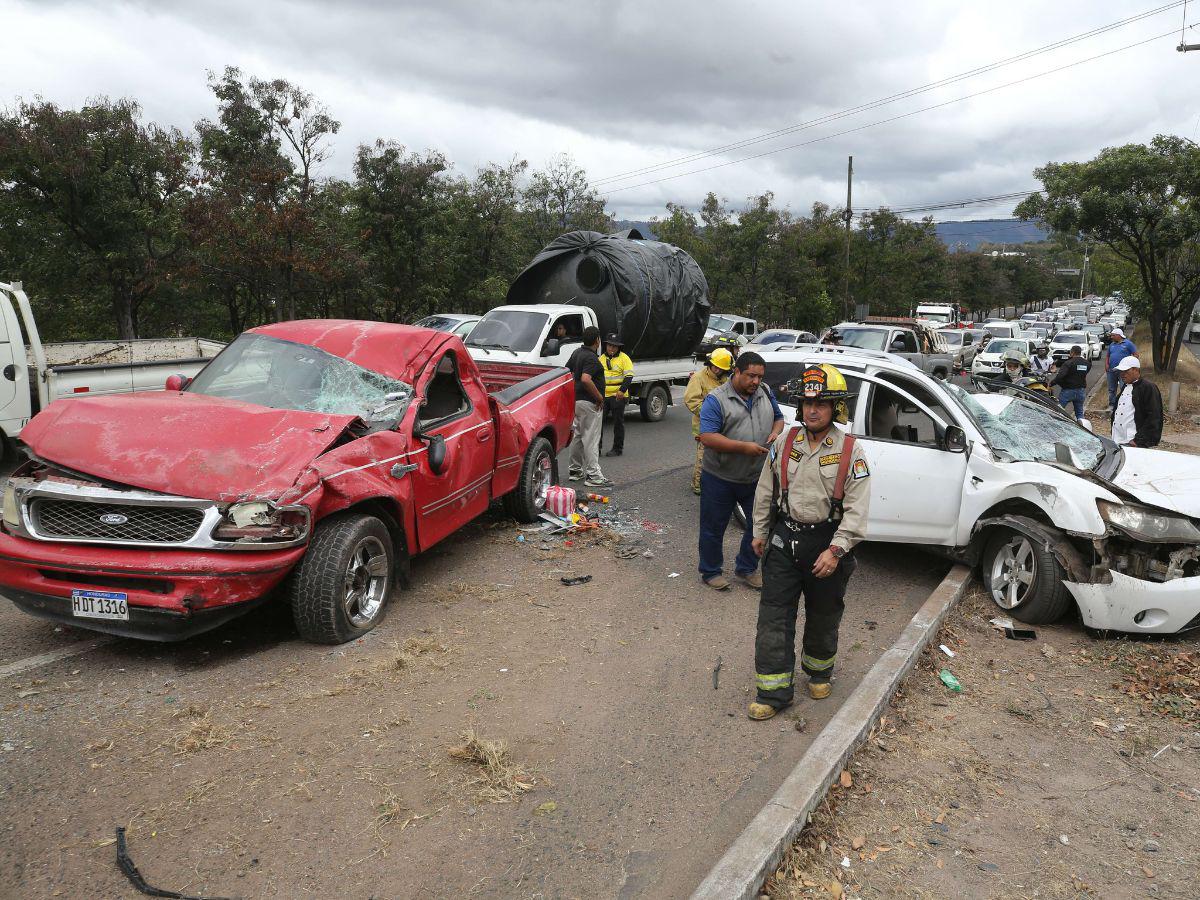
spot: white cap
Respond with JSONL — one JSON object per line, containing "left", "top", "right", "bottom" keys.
{"left": 1109, "top": 327, "right": 1124, "bottom": 337}
{"left": 1115, "top": 356, "right": 1140, "bottom": 372}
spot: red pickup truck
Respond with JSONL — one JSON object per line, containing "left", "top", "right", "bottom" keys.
{"left": 0, "top": 320, "right": 574, "bottom": 643}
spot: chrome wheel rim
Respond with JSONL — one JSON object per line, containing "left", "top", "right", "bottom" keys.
{"left": 989, "top": 536, "right": 1035, "bottom": 609}
{"left": 343, "top": 536, "right": 390, "bottom": 627}
{"left": 533, "top": 451, "right": 553, "bottom": 510}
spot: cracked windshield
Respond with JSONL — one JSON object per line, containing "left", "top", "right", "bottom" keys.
{"left": 946, "top": 384, "right": 1104, "bottom": 469}
{"left": 187, "top": 333, "right": 412, "bottom": 422}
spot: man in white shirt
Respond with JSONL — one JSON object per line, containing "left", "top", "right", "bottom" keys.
{"left": 1110, "top": 356, "right": 1163, "bottom": 447}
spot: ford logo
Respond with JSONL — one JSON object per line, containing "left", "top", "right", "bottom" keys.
{"left": 98, "top": 513, "right": 129, "bottom": 526}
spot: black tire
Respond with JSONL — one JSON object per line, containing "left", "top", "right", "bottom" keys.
{"left": 980, "top": 528, "right": 1072, "bottom": 625}
{"left": 290, "top": 513, "right": 395, "bottom": 644}
{"left": 503, "top": 436, "right": 554, "bottom": 523}
{"left": 640, "top": 384, "right": 669, "bottom": 422}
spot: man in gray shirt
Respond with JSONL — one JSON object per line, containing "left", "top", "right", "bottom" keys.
{"left": 697, "top": 351, "right": 784, "bottom": 590}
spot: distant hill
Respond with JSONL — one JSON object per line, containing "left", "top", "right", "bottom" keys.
{"left": 934, "top": 219, "right": 1050, "bottom": 251}
{"left": 613, "top": 217, "right": 1049, "bottom": 251}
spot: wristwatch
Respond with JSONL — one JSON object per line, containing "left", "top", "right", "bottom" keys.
{"left": 829, "top": 544, "right": 846, "bottom": 559}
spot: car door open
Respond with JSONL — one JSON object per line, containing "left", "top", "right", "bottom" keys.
{"left": 854, "top": 373, "right": 967, "bottom": 545}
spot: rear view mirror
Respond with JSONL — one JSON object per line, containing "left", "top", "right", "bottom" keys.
{"left": 425, "top": 433, "right": 447, "bottom": 475}
{"left": 944, "top": 425, "right": 967, "bottom": 453}
{"left": 542, "top": 338, "right": 560, "bottom": 356}
{"left": 165, "top": 374, "right": 190, "bottom": 392}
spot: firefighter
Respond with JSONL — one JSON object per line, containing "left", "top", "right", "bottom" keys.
{"left": 747, "top": 363, "right": 871, "bottom": 720}
{"left": 683, "top": 347, "right": 734, "bottom": 495}
{"left": 599, "top": 334, "right": 635, "bottom": 457}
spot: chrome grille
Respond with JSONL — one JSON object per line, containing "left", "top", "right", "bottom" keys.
{"left": 30, "top": 499, "right": 204, "bottom": 544}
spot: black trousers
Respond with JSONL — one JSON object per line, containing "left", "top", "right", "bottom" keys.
{"left": 600, "top": 395, "right": 627, "bottom": 451}
{"left": 754, "top": 521, "right": 854, "bottom": 708}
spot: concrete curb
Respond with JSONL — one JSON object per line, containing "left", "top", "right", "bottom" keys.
{"left": 690, "top": 563, "right": 974, "bottom": 900}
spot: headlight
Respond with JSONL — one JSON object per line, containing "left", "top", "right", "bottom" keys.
{"left": 213, "top": 501, "right": 311, "bottom": 544}
{"left": 2, "top": 481, "right": 19, "bottom": 528}
{"left": 1097, "top": 500, "right": 1200, "bottom": 543}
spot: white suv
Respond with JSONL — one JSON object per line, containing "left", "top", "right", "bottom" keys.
{"left": 754, "top": 346, "right": 1200, "bottom": 634}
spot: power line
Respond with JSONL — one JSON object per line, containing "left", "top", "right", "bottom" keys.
{"left": 600, "top": 24, "right": 1192, "bottom": 197}
{"left": 594, "top": 1, "right": 1187, "bottom": 187}
{"left": 854, "top": 190, "right": 1039, "bottom": 215}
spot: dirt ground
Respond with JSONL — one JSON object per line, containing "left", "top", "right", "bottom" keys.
{"left": 766, "top": 586, "right": 1200, "bottom": 899}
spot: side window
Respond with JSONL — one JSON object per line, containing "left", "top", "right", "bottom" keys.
{"left": 890, "top": 331, "right": 918, "bottom": 353}
{"left": 864, "top": 383, "right": 940, "bottom": 447}
{"left": 733, "top": 322, "right": 744, "bottom": 334}
{"left": 418, "top": 352, "right": 471, "bottom": 427}
{"left": 550, "top": 315, "right": 585, "bottom": 344}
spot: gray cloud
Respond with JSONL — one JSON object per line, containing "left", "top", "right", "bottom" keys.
{"left": 3, "top": 0, "right": 1196, "bottom": 221}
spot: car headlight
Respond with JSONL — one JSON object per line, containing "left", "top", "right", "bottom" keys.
{"left": 213, "top": 501, "right": 311, "bottom": 544}
{"left": 2, "top": 481, "right": 19, "bottom": 528}
{"left": 1097, "top": 499, "right": 1200, "bottom": 543}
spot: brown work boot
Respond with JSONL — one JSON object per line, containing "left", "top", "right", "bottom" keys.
{"left": 739, "top": 570, "right": 762, "bottom": 590}
{"left": 747, "top": 702, "right": 778, "bottom": 721}
{"left": 703, "top": 574, "right": 731, "bottom": 591}
{"left": 808, "top": 681, "right": 831, "bottom": 700}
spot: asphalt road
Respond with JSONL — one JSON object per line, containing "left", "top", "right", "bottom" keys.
{"left": 0, "top": 388, "right": 952, "bottom": 899}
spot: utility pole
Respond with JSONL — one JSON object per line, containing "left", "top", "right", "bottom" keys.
{"left": 1078, "top": 244, "right": 1092, "bottom": 299}
{"left": 842, "top": 156, "right": 853, "bottom": 321}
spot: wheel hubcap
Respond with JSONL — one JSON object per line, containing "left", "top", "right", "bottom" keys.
{"left": 989, "top": 536, "right": 1035, "bottom": 609}
{"left": 343, "top": 536, "right": 390, "bottom": 627}
{"left": 533, "top": 452, "right": 553, "bottom": 510}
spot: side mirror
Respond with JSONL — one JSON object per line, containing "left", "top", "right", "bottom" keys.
{"left": 944, "top": 424, "right": 967, "bottom": 454}
{"left": 424, "top": 433, "right": 448, "bottom": 475}
{"left": 542, "top": 338, "right": 560, "bottom": 356}
{"left": 165, "top": 374, "right": 190, "bottom": 391}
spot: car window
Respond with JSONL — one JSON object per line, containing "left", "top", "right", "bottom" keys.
{"left": 984, "top": 339, "right": 1028, "bottom": 356}
{"left": 940, "top": 332, "right": 963, "bottom": 346}
{"left": 418, "top": 351, "right": 471, "bottom": 426}
{"left": 877, "top": 372, "right": 954, "bottom": 426}
{"left": 864, "top": 383, "right": 941, "bottom": 447}
{"left": 414, "top": 315, "right": 457, "bottom": 332}
{"left": 452, "top": 319, "right": 478, "bottom": 338}
{"left": 947, "top": 386, "right": 1104, "bottom": 469}
{"left": 732, "top": 322, "right": 744, "bottom": 334}
{"left": 467, "top": 310, "right": 550, "bottom": 352}
{"left": 890, "top": 331, "right": 919, "bottom": 353}
{"left": 838, "top": 328, "right": 888, "bottom": 351}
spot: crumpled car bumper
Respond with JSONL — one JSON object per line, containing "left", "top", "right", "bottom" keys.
{"left": 1064, "top": 571, "right": 1200, "bottom": 633}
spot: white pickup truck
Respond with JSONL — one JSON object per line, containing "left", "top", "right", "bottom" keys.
{"left": 0, "top": 281, "right": 224, "bottom": 457}
{"left": 464, "top": 304, "right": 698, "bottom": 421}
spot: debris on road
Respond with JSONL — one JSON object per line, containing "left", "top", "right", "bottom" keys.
{"left": 712, "top": 656, "right": 723, "bottom": 690}
{"left": 560, "top": 575, "right": 592, "bottom": 586}
{"left": 447, "top": 729, "right": 535, "bottom": 804}
{"left": 939, "top": 644, "right": 955, "bottom": 658}
{"left": 938, "top": 669, "right": 963, "bottom": 693}
{"left": 116, "top": 825, "right": 227, "bottom": 900}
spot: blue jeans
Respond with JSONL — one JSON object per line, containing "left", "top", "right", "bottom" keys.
{"left": 698, "top": 470, "right": 759, "bottom": 580}
{"left": 1059, "top": 387, "right": 1085, "bottom": 420}
{"left": 1106, "top": 370, "right": 1120, "bottom": 408}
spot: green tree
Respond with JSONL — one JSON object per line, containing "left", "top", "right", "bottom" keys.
{"left": 1016, "top": 135, "right": 1200, "bottom": 372}
{"left": 0, "top": 98, "right": 193, "bottom": 339}
{"left": 521, "top": 154, "right": 612, "bottom": 251}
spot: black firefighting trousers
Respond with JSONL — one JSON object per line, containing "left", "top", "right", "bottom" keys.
{"left": 754, "top": 519, "right": 856, "bottom": 709}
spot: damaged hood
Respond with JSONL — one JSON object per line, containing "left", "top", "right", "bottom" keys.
{"left": 21, "top": 392, "right": 358, "bottom": 503}
{"left": 1112, "top": 447, "right": 1200, "bottom": 519}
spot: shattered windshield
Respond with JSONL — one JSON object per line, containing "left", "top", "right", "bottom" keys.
{"left": 943, "top": 384, "right": 1104, "bottom": 470}
{"left": 187, "top": 334, "right": 413, "bottom": 423}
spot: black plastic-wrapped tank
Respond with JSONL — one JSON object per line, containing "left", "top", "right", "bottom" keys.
{"left": 505, "top": 229, "right": 710, "bottom": 359}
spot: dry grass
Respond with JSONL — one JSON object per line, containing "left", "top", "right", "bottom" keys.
{"left": 447, "top": 729, "right": 535, "bottom": 803}
{"left": 167, "top": 704, "right": 234, "bottom": 755}
{"left": 388, "top": 634, "right": 449, "bottom": 672}
{"left": 1133, "top": 322, "right": 1200, "bottom": 421}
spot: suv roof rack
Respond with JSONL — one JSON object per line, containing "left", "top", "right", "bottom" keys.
{"left": 762, "top": 344, "right": 920, "bottom": 368}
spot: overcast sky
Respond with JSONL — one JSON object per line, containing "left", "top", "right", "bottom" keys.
{"left": 3, "top": 0, "right": 1198, "bottom": 223}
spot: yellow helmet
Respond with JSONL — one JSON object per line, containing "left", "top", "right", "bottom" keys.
{"left": 708, "top": 347, "right": 735, "bottom": 371}
{"left": 799, "top": 363, "right": 855, "bottom": 425}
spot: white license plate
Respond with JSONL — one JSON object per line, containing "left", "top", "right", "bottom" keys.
{"left": 71, "top": 590, "right": 129, "bottom": 621}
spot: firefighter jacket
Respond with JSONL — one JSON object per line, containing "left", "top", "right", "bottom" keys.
{"left": 751, "top": 426, "right": 871, "bottom": 554}
{"left": 683, "top": 365, "right": 726, "bottom": 436}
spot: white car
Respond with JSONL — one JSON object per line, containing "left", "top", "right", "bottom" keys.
{"left": 753, "top": 346, "right": 1200, "bottom": 634}
{"left": 413, "top": 313, "right": 482, "bottom": 339}
{"left": 745, "top": 328, "right": 819, "bottom": 351}
{"left": 1049, "top": 330, "right": 1102, "bottom": 363}
{"left": 971, "top": 337, "right": 1032, "bottom": 375}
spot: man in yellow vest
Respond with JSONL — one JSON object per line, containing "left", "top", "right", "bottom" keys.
{"left": 683, "top": 347, "right": 734, "bottom": 494}
{"left": 599, "top": 334, "right": 635, "bottom": 457}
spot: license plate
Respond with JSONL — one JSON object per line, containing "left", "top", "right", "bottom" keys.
{"left": 71, "top": 590, "right": 129, "bottom": 621}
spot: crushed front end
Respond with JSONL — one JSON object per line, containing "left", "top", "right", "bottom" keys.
{"left": 0, "top": 461, "right": 311, "bottom": 640}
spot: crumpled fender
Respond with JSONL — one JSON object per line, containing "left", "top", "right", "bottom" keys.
{"left": 972, "top": 514, "right": 1096, "bottom": 583}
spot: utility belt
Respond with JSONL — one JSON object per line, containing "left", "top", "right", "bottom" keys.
{"left": 769, "top": 518, "right": 855, "bottom": 574}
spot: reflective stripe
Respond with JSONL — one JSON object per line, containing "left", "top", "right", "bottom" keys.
{"left": 755, "top": 672, "right": 793, "bottom": 690}
{"left": 801, "top": 653, "right": 835, "bottom": 672}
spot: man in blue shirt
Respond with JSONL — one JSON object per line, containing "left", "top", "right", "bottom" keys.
{"left": 697, "top": 351, "right": 784, "bottom": 590}
{"left": 1104, "top": 327, "right": 1136, "bottom": 409}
